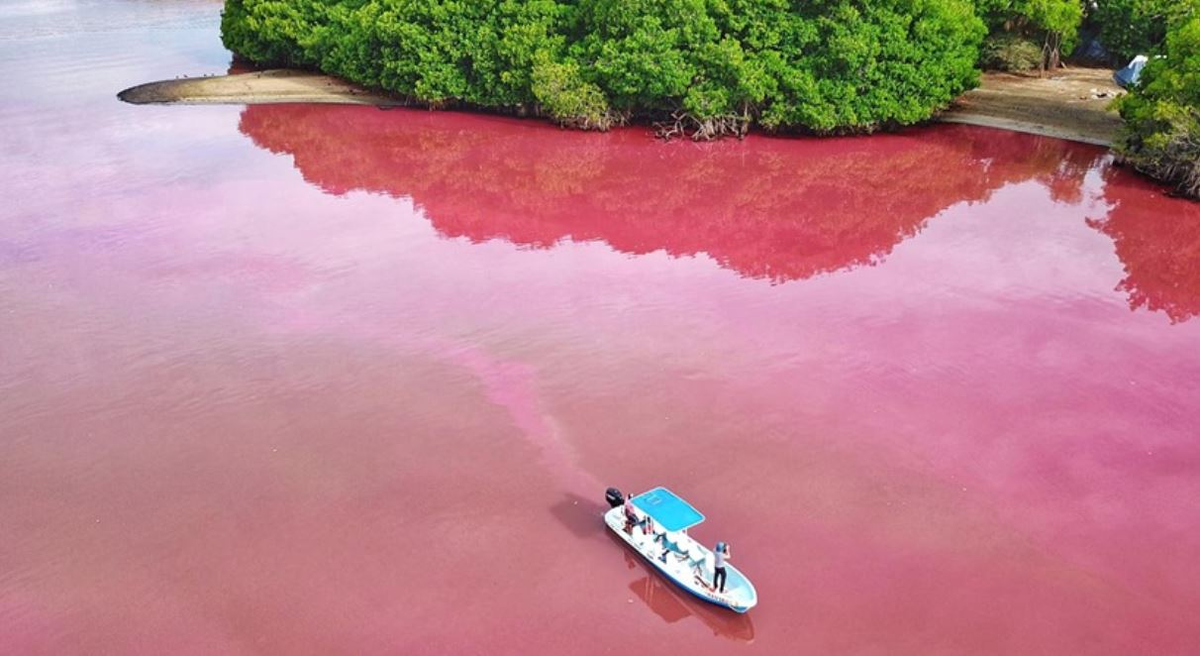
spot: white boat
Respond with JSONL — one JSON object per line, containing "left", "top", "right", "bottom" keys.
{"left": 604, "top": 486, "right": 758, "bottom": 613}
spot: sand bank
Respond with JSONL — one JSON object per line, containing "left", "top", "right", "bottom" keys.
{"left": 118, "top": 69, "right": 404, "bottom": 107}
{"left": 120, "top": 67, "right": 1124, "bottom": 146}
{"left": 940, "top": 68, "right": 1124, "bottom": 146}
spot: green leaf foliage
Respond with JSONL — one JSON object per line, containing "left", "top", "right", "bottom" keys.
{"left": 1116, "top": 17, "right": 1200, "bottom": 199}
{"left": 1089, "top": 0, "right": 1200, "bottom": 63}
{"left": 980, "top": 33, "right": 1044, "bottom": 71}
{"left": 222, "top": 0, "right": 985, "bottom": 135}
{"left": 976, "top": 0, "right": 1082, "bottom": 68}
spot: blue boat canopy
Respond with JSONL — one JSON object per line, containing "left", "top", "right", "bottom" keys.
{"left": 632, "top": 487, "right": 705, "bottom": 532}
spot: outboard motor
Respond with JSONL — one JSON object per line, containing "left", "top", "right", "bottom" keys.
{"left": 605, "top": 487, "right": 625, "bottom": 508}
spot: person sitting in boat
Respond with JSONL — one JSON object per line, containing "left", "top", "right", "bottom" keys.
{"left": 623, "top": 493, "right": 639, "bottom": 535}
{"left": 712, "top": 541, "right": 730, "bottom": 593}
{"left": 659, "top": 531, "right": 687, "bottom": 563}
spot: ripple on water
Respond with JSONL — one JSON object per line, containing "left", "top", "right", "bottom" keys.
{"left": 2, "top": 1, "right": 1200, "bottom": 654}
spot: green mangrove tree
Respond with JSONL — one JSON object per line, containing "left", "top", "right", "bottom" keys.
{"left": 221, "top": 0, "right": 986, "bottom": 137}
{"left": 1115, "top": 16, "right": 1200, "bottom": 199}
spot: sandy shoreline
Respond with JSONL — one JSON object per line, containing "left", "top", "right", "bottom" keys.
{"left": 117, "top": 69, "right": 405, "bottom": 107}
{"left": 940, "top": 68, "right": 1124, "bottom": 146}
{"left": 119, "top": 67, "right": 1124, "bottom": 146}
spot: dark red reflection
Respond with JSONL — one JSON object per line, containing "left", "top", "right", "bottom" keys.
{"left": 620, "top": 547, "right": 756, "bottom": 643}
{"left": 238, "top": 105, "right": 1101, "bottom": 283}
{"left": 1089, "top": 169, "right": 1200, "bottom": 323}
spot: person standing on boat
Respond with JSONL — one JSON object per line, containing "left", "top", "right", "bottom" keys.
{"left": 713, "top": 542, "right": 730, "bottom": 593}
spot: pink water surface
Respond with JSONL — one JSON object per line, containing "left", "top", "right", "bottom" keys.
{"left": 2, "top": 2, "right": 1200, "bottom": 655}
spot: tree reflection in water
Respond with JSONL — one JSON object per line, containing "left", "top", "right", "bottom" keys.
{"left": 1088, "top": 169, "right": 1200, "bottom": 324}
{"left": 236, "top": 104, "right": 1199, "bottom": 323}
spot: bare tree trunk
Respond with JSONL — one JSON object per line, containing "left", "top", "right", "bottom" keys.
{"left": 1042, "top": 31, "right": 1062, "bottom": 73}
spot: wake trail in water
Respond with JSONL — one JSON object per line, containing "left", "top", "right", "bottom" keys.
{"left": 271, "top": 308, "right": 602, "bottom": 500}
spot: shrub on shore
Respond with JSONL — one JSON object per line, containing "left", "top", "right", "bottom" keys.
{"left": 980, "top": 33, "right": 1044, "bottom": 71}
{"left": 221, "top": 0, "right": 985, "bottom": 137}
{"left": 975, "top": 0, "right": 1082, "bottom": 70}
{"left": 1115, "top": 17, "right": 1200, "bottom": 200}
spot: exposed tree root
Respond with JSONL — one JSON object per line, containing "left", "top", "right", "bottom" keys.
{"left": 653, "top": 111, "right": 752, "bottom": 141}
{"left": 554, "top": 109, "right": 627, "bottom": 132}
{"left": 1117, "top": 106, "right": 1200, "bottom": 201}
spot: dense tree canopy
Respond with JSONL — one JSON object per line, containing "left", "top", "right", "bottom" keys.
{"left": 222, "top": 0, "right": 986, "bottom": 136}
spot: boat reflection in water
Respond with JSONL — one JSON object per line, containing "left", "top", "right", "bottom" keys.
{"left": 619, "top": 547, "right": 756, "bottom": 643}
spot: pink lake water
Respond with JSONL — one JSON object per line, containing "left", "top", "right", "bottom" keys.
{"left": 2, "top": 2, "right": 1200, "bottom": 654}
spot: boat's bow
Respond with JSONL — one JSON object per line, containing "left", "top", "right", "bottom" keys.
{"left": 718, "top": 564, "right": 757, "bottom": 613}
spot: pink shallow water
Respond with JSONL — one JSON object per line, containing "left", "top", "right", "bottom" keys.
{"left": 3, "top": 2, "right": 1200, "bottom": 655}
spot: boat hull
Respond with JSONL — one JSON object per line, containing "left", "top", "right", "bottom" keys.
{"left": 604, "top": 506, "right": 757, "bottom": 613}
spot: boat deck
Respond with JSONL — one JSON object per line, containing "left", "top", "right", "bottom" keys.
{"left": 604, "top": 506, "right": 755, "bottom": 611}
